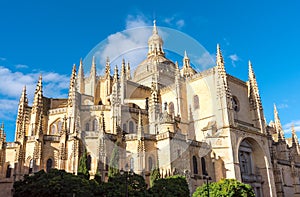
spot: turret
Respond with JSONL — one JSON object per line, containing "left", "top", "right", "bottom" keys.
{"left": 181, "top": 51, "right": 196, "bottom": 78}
{"left": 32, "top": 75, "right": 43, "bottom": 112}
{"left": 105, "top": 57, "right": 111, "bottom": 79}
{"left": 147, "top": 20, "right": 164, "bottom": 57}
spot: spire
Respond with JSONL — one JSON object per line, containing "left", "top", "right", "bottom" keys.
{"left": 183, "top": 50, "right": 190, "bottom": 67}
{"left": 33, "top": 75, "right": 43, "bottom": 109}
{"left": 19, "top": 86, "right": 28, "bottom": 105}
{"left": 68, "top": 64, "right": 76, "bottom": 106}
{"left": 121, "top": 58, "right": 126, "bottom": 76}
{"left": 216, "top": 44, "right": 226, "bottom": 78}
{"left": 126, "top": 62, "right": 131, "bottom": 80}
{"left": 105, "top": 57, "right": 111, "bottom": 78}
{"left": 78, "top": 58, "right": 84, "bottom": 78}
{"left": 274, "top": 103, "right": 284, "bottom": 140}
{"left": 291, "top": 124, "right": 298, "bottom": 146}
{"left": 90, "top": 56, "right": 96, "bottom": 77}
{"left": 248, "top": 61, "right": 261, "bottom": 106}
{"left": 137, "top": 110, "right": 144, "bottom": 140}
{"left": 184, "top": 50, "right": 188, "bottom": 59}
{"left": 0, "top": 122, "right": 4, "bottom": 139}
{"left": 153, "top": 20, "right": 158, "bottom": 34}
{"left": 113, "top": 65, "right": 119, "bottom": 83}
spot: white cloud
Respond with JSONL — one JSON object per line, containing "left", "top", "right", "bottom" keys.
{"left": 229, "top": 54, "right": 239, "bottom": 67}
{"left": 0, "top": 57, "right": 6, "bottom": 61}
{"left": 277, "top": 103, "right": 289, "bottom": 109}
{"left": 96, "top": 15, "right": 152, "bottom": 70}
{"left": 164, "top": 16, "right": 185, "bottom": 29}
{"left": 194, "top": 52, "right": 215, "bottom": 70}
{"left": 0, "top": 66, "right": 69, "bottom": 120}
{"left": 176, "top": 20, "right": 185, "bottom": 29}
{"left": 15, "top": 64, "right": 28, "bottom": 69}
{"left": 283, "top": 120, "right": 300, "bottom": 134}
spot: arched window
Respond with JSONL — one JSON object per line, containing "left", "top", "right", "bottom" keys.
{"left": 87, "top": 155, "right": 92, "bottom": 171}
{"left": 57, "top": 121, "right": 62, "bottom": 133}
{"left": 46, "top": 158, "right": 53, "bottom": 173}
{"left": 29, "top": 159, "right": 33, "bottom": 174}
{"left": 129, "top": 121, "right": 134, "bottom": 133}
{"left": 168, "top": 102, "right": 174, "bottom": 115}
{"left": 148, "top": 157, "right": 153, "bottom": 171}
{"left": 51, "top": 125, "right": 56, "bottom": 135}
{"left": 123, "top": 123, "right": 127, "bottom": 133}
{"left": 6, "top": 165, "right": 11, "bottom": 178}
{"left": 85, "top": 122, "right": 90, "bottom": 131}
{"left": 193, "top": 156, "right": 198, "bottom": 174}
{"left": 130, "top": 158, "right": 134, "bottom": 171}
{"left": 232, "top": 96, "right": 240, "bottom": 112}
{"left": 201, "top": 157, "right": 207, "bottom": 175}
{"left": 93, "top": 119, "right": 98, "bottom": 131}
{"left": 193, "top": 95, "right": 199, "bottom": 110}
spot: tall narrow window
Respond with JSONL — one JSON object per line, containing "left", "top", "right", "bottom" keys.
{"left": 93, "top": 119, "right": 98, "bottom": 131}
{"left": 201, "top": 157, "right": 207, "bottom": 175}
{"left": 57, "top": 121, "right": 62, "bottom": 133}
{"left": 168, "top": 102, "right": 174, "bottom": 115}
{"left": 129, "top": 121, "right": 134, "bottom": 133}
{"left": 193, "top": 156, "right": 198, "bottom": 174}
{"left": 130, "top": 158, "right": 134, "bottom": 171}
{"left": 148, "top": 157, "right": 153, "bottom": 171}
{"left": 193, "top": 95, "right": 199, "bottom": 109}
{"left": 29, "top": 159, "right": 33, "bottom": 174}
{"left": 6, "top": 165, "right": 11, "bottom": 178}
{"left": 51, "top": 125, "right": 56, "bottom": 135}
{"left": 87, "top": 155, "right": 92, "bottom": 171}
{"left": 46, "top": 158, "right": 53, "bottom": 173}
{"left": 85, "top": 122, "right": 90, "bottom": 131}
{"left": 123, "top": 123, "right": 127, "bottom": 133}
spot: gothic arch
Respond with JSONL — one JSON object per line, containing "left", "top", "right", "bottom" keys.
{"left": 236, "top": 137, "right": 272, "bottom": 197}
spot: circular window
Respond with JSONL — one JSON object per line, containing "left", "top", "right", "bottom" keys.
{"left": 232, "top": 96, "right": 240, "bottom": 112}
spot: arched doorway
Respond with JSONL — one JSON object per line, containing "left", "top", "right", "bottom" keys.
{"left": 238, "top": 138, "right": 269, "bottom": 197}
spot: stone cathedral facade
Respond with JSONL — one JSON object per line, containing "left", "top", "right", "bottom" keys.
{"left": 0, "top": 22, "right": 300, "bottom": 197}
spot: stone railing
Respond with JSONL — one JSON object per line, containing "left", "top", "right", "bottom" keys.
{"left": 43, "top": 135, "right": 60, "bottom": 142}
{"left": 6, "top": 142, "right": 18, "bottom": 148}
{"left": 241, "top": 173, "right": 262, "bottom": 183}
{"left": 49, "top": 107, "right": 67, "bottom": 115}
{"left": 26, "top": 136, "right": 36, "bottom": 141}
{"left": 80, "top": 105, "right": 110, "bottom": 112}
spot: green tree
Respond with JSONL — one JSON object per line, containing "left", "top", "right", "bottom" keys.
{"left": 149, "top": 175, "right": 190, "bottom": 197}
{"left": 78, "top": 148, "right": 90, "bottom": 179}
{"left": 108, "top": 143, "right": 120, "bottom": 177}
{"left": 13, "top": 169, "right": 93, "bottom": 197}
{"left": 105, "top": 172, "right": 147, "bottom": 197}
{"left": 150, "top": 167, "right": 160, "bottom": 187}
{"left": 192, "top": 178, "right": 255, "bottom": 197}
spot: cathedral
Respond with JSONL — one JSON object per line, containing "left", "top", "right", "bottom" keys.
{"left": 0, "top": 21, "right": 300, "bottom": 197}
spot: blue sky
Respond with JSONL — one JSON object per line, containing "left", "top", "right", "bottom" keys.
{"left": 0, "top": 0, "right": 300, "bottom": 141}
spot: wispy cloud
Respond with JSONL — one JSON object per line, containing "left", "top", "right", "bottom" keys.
{"left": 283, "top": 120, "right": 300, "bottom": 134}
{"left": 0, "top": 66, "right": 69, "bottom": 123}
{"left": 277, "top": 103, "right": 289, "bottom": 109}
{"left": 15, "top": 64, "right": 28, "bottom": 69}
{"left": 229, "top": 54, "right": 239, "bottom": 67}
{"left": 0, "top": 57, "right": 6, "bottom": 61}
{"left": 194, "top": 52, "right": 215, "bottom": 70}
{"left": 164, "top": 16, "right": 185, "bottom": 29}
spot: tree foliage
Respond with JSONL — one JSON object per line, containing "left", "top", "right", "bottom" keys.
{"left": 192, "top": 178, "right": 255, "bottom": 197}
{"left": 78, "top": 148, "right": 90, "bottom": 179}
{"left": 13, "top": 169, "right": 93, "bottom": 197}
{"left": 149, "top": 175, "right": 190, "bottom": 197}
{"left": 150, "top": 168, "right": 160, "bottom": 187}
{"left": 108, "top": 143, "right": 120, "bottom": 177}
